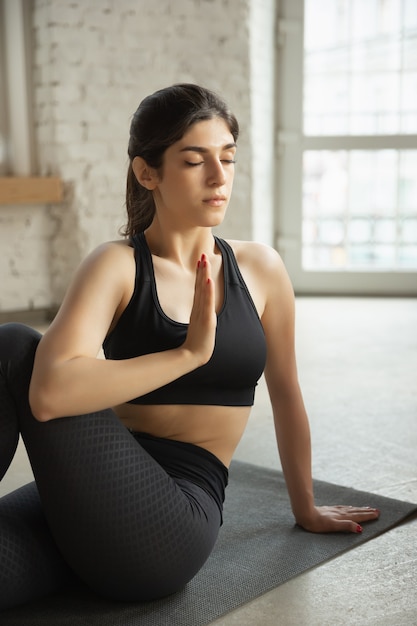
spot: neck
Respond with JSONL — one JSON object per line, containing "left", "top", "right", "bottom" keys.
{"left": 144, "top": 223, "right": 217, "bottom": 268}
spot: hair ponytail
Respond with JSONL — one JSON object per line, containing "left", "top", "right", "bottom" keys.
{"left": 122, "top": 162, "right": 155, "bottom": 237}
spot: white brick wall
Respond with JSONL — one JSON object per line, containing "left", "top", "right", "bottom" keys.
{"left": 0, "top": 204, "right": 54, "bottom": 311}
{"left": 1, "top": 0, "right": 275, "bottom": 314}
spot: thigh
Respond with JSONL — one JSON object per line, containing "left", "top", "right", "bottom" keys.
{"left": 0, "top": 482, "right": 74, "bottom": 611}
{"left": 0, "top": 324, "right": 22, "bottom": 481}
{"left": 21, "top": 410, "right": 221, "bottom": 601}
{"left": 2, "top": 323, "right": 221, "bottom": 601}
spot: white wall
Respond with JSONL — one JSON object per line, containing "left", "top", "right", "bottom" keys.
{"left": 1, "top": 0, "right": 275, "bottom": 314}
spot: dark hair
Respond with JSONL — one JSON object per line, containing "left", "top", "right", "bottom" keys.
{"left": 122, "top": 84, "right": 239, "bottom": 237}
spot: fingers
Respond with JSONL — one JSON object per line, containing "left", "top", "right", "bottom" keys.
{"left": 332, "top": 505, "right": 380, "bottom": 524}
{"left": 330, "top": 519, "right": 364, "bottom": 534}
{"left": 196, "top": 253, "right": 211, "bottom": 282}
{"left": 185, "top": 253, "right": 216, "bottom": 365}
{"left": 309, "top": 505, "right": 381, "bottom": 534}
{"left": 346, "top": 507, "right": 380, "bottom": 533}
{"left": 195, "top": 253, "right": 214, "bottom": 310}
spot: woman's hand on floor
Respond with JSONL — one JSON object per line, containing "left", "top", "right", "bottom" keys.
{"left": 297, "top": 505, "right": 380, "bottom": 534}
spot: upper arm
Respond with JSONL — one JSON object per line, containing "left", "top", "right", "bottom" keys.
{"left": 231, "top": 240, "right": 299, "bottom": 404}
{"left": 33, "top": 241, "right": 134, "bottom": 370}
{"left": 256, "top": 246, "right": 299, "bottom": 404}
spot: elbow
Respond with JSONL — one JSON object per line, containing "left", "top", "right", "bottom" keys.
{"left": 29, "top": 399, "right": 55, "bottom": 422}
{"left": 29, "top": 383, "right": 59, "bottom": 422}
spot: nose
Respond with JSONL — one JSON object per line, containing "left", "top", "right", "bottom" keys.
{"left": 207, "top": 159, "right": 227, "bottom": 186}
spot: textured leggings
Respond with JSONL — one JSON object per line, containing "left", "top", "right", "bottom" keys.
{"left": 0, "top": 323, "right": 222, "bottom": 611}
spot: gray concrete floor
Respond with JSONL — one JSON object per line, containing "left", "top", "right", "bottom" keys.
{"left": 1, "top": 298, "right": 416, "bottom": 625}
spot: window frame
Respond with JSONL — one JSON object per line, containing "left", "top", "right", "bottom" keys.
{"left": 1, "top": 0, "right": 35, "bottom": 176}
{"left": 0, "top": 0, "right": 62, "bottom": 205}
{"left": 275, "top": 0, "right": 417, "bottom": 295}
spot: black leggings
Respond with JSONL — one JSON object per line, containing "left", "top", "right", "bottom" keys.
{"left": 0, "top": 323, "right": 222, "bottom": 610}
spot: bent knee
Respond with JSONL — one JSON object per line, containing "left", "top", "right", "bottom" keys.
{"left": 0, "top": 323, "right": 41, "bottom": 363}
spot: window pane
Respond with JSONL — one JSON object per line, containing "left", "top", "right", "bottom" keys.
{"left": 304, "top": 0, "right": 417, "bottom": 135}
{"left": 401, "top": 218, "right": 417, "bottom": 242}
{"left": 349, "top": 219, "right": 372, "bottom": 243}
{"left": 302, "top": 150, "right": 417, "bottom": 270}
{"left": 405, "top": 0, "right": 417, "bottom": 29}
{"left": 399, "top": 151, "right": 417, "bottom": 213}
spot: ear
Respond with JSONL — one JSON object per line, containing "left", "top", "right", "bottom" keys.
{"left": 132, "top": 156, "right": 160, "bottom": 190}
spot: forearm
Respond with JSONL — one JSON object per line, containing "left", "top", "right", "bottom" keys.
{"left": 29, "top": 347, "right": 200, "bottom": 421}
{"left": 273, "top": 392, "right": 316, "bottom": 524}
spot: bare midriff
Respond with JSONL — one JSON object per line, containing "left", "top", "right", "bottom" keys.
{"left": 113, "top": 403, "right": 251, "bottom": 467}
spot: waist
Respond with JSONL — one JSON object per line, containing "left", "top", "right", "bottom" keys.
{"left": 129, "top": 431, "right": 229, "bottom": 518}
{"left": 115, "top": 403, "right": 251, "bottom": 467}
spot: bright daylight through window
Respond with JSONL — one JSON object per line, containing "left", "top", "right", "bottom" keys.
{"left": 302, "top": 0, "right": 417, "bottom": 270}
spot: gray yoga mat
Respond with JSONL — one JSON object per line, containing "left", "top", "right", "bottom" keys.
{"left": 1, "top": 460, "right": 416, "bottom": 626}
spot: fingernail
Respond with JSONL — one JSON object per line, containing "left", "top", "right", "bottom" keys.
{"left": 356, "top": 525, "right": 363, "bottom": 533}
{"left": 197, "top": 260, "right": 201, "bottom": 268}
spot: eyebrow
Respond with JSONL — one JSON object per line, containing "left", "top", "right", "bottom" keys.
{"left": 179, "top": 142, "right": 237, "bottom": 154}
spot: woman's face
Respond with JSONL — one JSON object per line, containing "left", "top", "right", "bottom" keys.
{"left": 152, "top": 117, "right": 237, "bottom": 229}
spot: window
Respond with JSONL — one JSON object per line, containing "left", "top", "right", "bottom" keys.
{"left": 303, "top": 0, "right": 417, "bottom": 271}
{"left": 0, "top": 0, "right": 35, "bottom": 176}
{"left": 304, "top": 0, "right": 417, "bottom": 136}
{"left": 276, "top": 0, "right": 417, "bottom": 294}
{"left": 0, "top": 0, "right": 60, "bottom": 205}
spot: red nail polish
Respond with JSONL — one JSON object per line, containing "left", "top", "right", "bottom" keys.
{"left": 356, "top": 525, "right": 363, "bottom": 533}
{"left": 197, "top": 260, "right": 201, "bottom": 268}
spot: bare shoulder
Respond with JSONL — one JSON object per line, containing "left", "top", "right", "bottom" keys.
{"left": 226, "top": 239, "right": 287, "bottom": 279}
{"left": 45, "top": 239, "right": 136, "bottom": 344}
{"left": 64, "top": 239, "right": 134, "bottom": 295}
{"left": 224, "top": 239, "right": 292, "bottom": 316}
{"left": 80, "top": 238, "right": 134, "bottom": 271}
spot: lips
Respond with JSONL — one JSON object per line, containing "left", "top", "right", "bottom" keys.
{"left": 203, "top": 196, "right": 227, "bottom": 206}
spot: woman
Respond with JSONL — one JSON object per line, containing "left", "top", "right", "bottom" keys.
{"left": 0, "top": 84, "right": 379, "bottom": 610}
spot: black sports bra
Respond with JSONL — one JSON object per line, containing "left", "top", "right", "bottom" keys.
{"left": 103, "top": 232, "right": 266, "bottom": 406}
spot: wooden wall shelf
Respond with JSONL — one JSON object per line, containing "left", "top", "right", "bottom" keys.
{"left": 0, "top": 177, "right": 63, "bottom": 205}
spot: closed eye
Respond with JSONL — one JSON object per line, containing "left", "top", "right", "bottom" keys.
{"left": 185, "top": 159, "right": 236, "bottom": 167}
